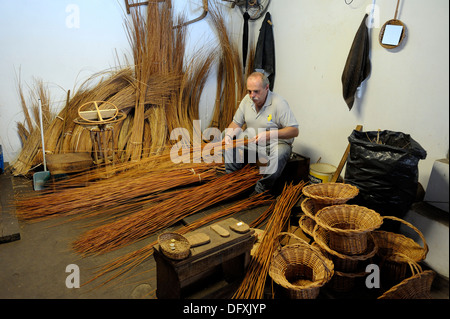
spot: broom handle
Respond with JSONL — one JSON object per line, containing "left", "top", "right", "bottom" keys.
{"left": 38, "top": 99, "right": 47, "bottom": 172}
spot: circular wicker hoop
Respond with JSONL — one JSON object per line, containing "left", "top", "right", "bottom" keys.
{"left": 302, "top": 183, "right": 359, "bottom": 205}
{"left": 158, "top": 232, "right": 191, "bottom": 260}
{"left": 269, "top": 232, "right": 334, "bottom": 299}
{"left": 314, "top": 204, "right": 383, "bottom": 255}
{"left": 379, "top": 19, "right": 406, "bottom": 49}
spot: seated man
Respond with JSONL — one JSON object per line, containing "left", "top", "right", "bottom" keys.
{"left": 223, "top": 72, "right": 299, "bottom": 194}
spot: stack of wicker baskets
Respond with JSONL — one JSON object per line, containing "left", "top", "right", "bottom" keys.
{"left": 298, "top": 183, "right": 435, "bottom": 298}
{"left": 300, "top": 183, "right": 383, "bottom": 292}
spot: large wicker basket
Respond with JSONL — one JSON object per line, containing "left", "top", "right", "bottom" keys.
{"left": 313, "top": 224, "right": 378, "bottom": 273}
{"left": 302, "top": 183, "right": 359, "bottom": 205}
{"left": 314, "top": 204, "right": 383, "bottom": 255}
{"left": 378, "top": 253, "right": 435, "bottom": 299}
{"left": 158, "top": 232, "right": 191, "bottom": 260}
{"left": 373, "top": 216, "right": 429, "bottom": 284}
{"left": 269, "top": 232, "right": 334, "bottom": 299}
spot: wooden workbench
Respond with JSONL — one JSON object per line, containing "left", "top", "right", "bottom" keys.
{"left": 153, "top": 218, "right": 256, "bottom": 299}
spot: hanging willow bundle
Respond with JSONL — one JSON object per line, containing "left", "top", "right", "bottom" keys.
{"left": 233, "top": 181, "right": 307, "bottom": 299}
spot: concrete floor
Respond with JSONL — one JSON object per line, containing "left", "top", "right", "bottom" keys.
{"left": 1, "top": 170, "right": 448, "bottom": 300}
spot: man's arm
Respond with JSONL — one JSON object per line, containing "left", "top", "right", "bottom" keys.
{"left": 254, "top": 126, "right": 299, "bottom": 144}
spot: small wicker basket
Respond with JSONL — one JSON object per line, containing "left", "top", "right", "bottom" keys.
{"left": 269, "top": 232, "right": 334, "bottom": 299}
{"left": 158, "top": 232, "right": 191, "bottom": 260}
{"left": 302, "top": 183, "right": 359, "bottom": 205}
{"left": 314, "top": 205, "right": 383, "bottom": 255}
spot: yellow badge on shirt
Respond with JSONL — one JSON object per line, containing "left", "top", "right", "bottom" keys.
{"left": 267, "top": 114, "right": 272, "bottom": 122}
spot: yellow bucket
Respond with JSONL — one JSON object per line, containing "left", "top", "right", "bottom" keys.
{"left": 309, "top": 163, "right": 337, "bottom": 184}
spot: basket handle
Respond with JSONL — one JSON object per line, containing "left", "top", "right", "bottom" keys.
{"left": 387, "top": 252, "right": 423, "bottom": 277}
{"left": 382, "top": 215, "right": 429, "bottom": 258}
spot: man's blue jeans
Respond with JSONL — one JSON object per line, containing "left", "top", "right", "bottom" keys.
{"left": 224, "top": 140, "right": 292, "bottom": 193}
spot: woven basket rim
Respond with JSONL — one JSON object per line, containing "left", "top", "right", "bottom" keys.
{"left": 300, "top": 198, "right": 327, "bottom": 219}
{"left": 299, "top": 214, "right": 316, "bottom": 237}
{"left": 315, "top": 204, "right": 383, "bottom": 235}
{"left": 302, "top": 183, "right": 359, "bottom": 203}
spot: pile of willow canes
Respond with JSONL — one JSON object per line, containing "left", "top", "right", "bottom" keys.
{"left": 233, "top": 181, "right": 307, "bottom": 299}
{"left": 15, "top": 163, "right": 220, "bottom": 223}
{"left": 82, "top": 191, "right": 274, "bottom": 289}
{"left": 72, "top": 165, "right": 262, "bottom": 256}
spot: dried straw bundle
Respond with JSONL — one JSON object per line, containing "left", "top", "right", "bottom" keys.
{"left": 207, "top": 2, "right": 248, "bottom": 131}
{"left": 233, "top": 181, "right": 307, "bottom": 299}
{"left": 72, "top": 165, "right": 261, "bottom": 255}
{"left": 13, "top": 79, "right": 55, "bottom": 175}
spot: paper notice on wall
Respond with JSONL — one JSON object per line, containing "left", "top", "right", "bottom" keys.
{"left": 381, "top": 24, "right": 403, "bottom": 45}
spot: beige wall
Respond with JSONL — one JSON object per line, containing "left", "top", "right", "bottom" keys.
{"left": 1, "top": 0, "right": 448, "bottom": 190}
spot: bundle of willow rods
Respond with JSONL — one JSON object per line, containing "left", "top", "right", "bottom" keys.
{"left": 15, "top": 162, "right": 220, "bottom": 223}
{"left": 83, "top": 191, "right": 274, "bottom": 288}
{"left": 72, "top": 165, "right": 261, "bottom": 256}
{"left": 232, "top": 181, "right": 307, "bottom": 299}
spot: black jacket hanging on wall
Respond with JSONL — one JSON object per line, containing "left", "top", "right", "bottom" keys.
{"left": 242, "top": 12, "right": 250, "bottom": 70}
{"left": 341, "top": 14, "right": 371, "bottom": 110}
{"left": 254, "top": 12, "right": 275, "bottom": 90}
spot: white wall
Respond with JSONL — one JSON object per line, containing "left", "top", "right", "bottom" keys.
{"left": 1, "top": 0, "right": 449, "bottom": 191}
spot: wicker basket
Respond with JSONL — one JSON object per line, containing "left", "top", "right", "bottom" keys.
{"left": 328, "top": 270, "right": 368, "bottom": 293}
{"left": 269, "top": 232, "right": 334, "bottom": 299}
{"left": 299, "top": 214, "right": 316, "bottom": 238}
{"left": 300, "top": 198, "right": 329, "bottom": 219}
{"left": 378, "top": 254, "right": 435, "bottom": 299}
{"left": 373, "top": 216, "right": 428, "bottom": 284}
{"left": 313, "top": 224, "right": 378, "bottom": 273}
{"left": 158, "top": 232, "right": 191, "bottom": 260}
{"left": 314, "top": 205, "right": 383, "bottom": 255}
{"left": 302, "top": 183, "right": 359, "bottom": 205}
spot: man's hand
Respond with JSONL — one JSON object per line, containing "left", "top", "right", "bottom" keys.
{"left": 224, "top": 134, "right": 232, "bottom": 145}
{"left": 252, "top": 131, "right": 270, "bottom": 144}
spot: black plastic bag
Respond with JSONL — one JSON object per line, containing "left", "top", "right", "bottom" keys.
{"left": 345, "top": 130, "right": 427, "bottom": 220}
